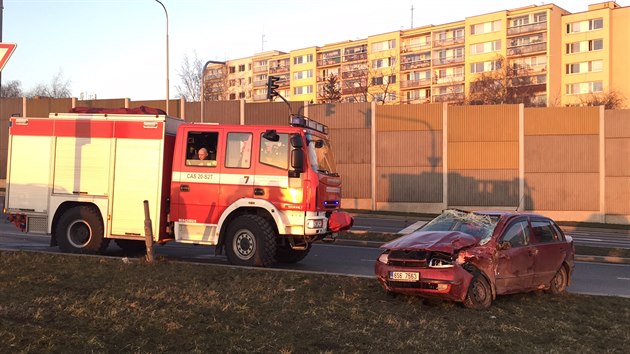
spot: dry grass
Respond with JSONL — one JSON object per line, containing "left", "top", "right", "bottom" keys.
{"left": 1, "top": 251, "right": 629, "bottom": 353}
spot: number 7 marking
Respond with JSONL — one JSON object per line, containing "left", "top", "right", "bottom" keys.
{"left": 244, "top": 175, "right": 250, "bottom": 184}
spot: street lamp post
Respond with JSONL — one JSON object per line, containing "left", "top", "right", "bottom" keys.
{"left": 155, "top": 0, "right": 169, "bottom": 115}
{"left": 200, "top": 60, "right": 225, "bottom": 123}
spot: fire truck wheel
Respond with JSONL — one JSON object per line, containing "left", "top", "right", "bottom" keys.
{"left": 275, "top": 244, "right": 311, "bottom": 263}
{"left": 55, "top": 206, "right": 109, "bottom": 254}
{"left": 225, "top": 214, "right": 276, "bottom": 267}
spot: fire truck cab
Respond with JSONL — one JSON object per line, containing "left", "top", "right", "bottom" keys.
{"left": 4, "top": 109, "right": 352, "bottom": 266}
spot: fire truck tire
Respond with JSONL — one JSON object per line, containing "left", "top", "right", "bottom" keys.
{"left": 114, "top": 239, "right": 147, "bottom": 255}
{"left": 275, "top": 245, "right": 311, "bottom": 263}
{"left": 225, "top": 214, "right": 276, "bottom": 267}
{"left": 55, "top": 206, "right": 109, "bottom": 254}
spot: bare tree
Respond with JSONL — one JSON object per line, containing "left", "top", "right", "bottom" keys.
{"left": 0, "top": 80, "right": 23, "bottom": 98}
{"left": 176, "top": 52, "right": 203, "bottom": 101}
{"left": 366, "top": 55, "right": 398, "bottom": 104}
{"left": 467, "top": 56, "right": 541, "bottom": 106}
{"left": 579, "top": 90, "right": 626, "bottom": 110}
{"left": 318, "top": 74, "right": 342, "bottom": 103}
{"left": 28, "top": 71, "right": 72, "bottom": 98}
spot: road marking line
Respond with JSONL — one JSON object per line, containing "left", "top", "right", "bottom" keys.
{"left": 573, "top": 237, "right": 603, "bottom": 242}
{"left": 617, "top": 277, "right": 630, "bottom": 281}
{"left": 398, "top": 221, "right": 426, "bottom": 235}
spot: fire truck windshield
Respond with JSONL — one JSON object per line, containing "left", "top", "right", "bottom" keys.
{"left": 306, "top": 133, "right": 338, "bottom": 176}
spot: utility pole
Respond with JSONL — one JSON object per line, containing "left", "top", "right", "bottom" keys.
{"left": 1, "top": 0, "right": 4, "bottom": 97}
{"left": 261, "top": 33, "right": 266, "bottom": 52}
{"left": 410, "top": 3, "right": 414, "bottom": 29}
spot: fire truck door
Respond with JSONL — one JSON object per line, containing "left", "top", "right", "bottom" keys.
{"left": 173, "top": 129, "right": 223, "bottom": 226}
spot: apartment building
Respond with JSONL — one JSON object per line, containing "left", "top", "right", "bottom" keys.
{"left": 205, "top": 2, "right": 629, "bottom": 107}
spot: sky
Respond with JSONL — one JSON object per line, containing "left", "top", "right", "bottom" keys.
{"left": 2, "top": 0, "right": 626, "bottom": 100}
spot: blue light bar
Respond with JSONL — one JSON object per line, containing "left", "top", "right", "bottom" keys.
{"left": 290, "top": 115, "right": 328, "bottom": 134}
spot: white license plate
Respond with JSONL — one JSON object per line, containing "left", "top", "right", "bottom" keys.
{"left": 389, "top": 271, "right": 419, "bottom": 282}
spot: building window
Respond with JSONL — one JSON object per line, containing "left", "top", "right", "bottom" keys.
{"left": 371, "top": 39, "right": 396, "bottom": 52}
{"left": 372, "top": 75, "right": 396, "bottom": 85}
{"left": 533, "top": 12, "right": 546, "bottom": 23}
{"left": 470, "top": 20, "right": 502, "bottom": 35}
{"left": 470, "top": 40, "right": 501, "bottom": 54}
{"left": 293, "top": 54, "right": 313, "bottom": 65}
{"left": 566, "top": 18, "right": 603, "bottom": 33}
{"left": 566, "top": 60, "right": 603, "bottom": 74}
{"left": 510, "top": 15, "right": 529, "bottom": 27}
{"left": 238, "top": 92, "right": 246, "bottom": 99}
{"left": 566, "top": 39, "right": 603, "bottom": 54}
{"left": 566, "top": 81, "right": 604, "bottom": 95}
{"left": 229, "top": 66, "right": 236, "bottom": 74}
{"left": 293, "top": 85, "right": 313, "bottom": 95}
{"left": 371, "top": 57, "right": 396, "bottom": 69}
{"left": 238, "top": 64, "right": 246, "bottom": 72}
{"left": 293, "top": 69, "right": 313, "bottom": 80}
{"left": 470, "top": 60, "right": 502, "bottom": 73}
{"left": 229, "top": 93, "right": 236, "bottom": 100}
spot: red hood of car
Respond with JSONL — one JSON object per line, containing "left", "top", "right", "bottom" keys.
{"left": 381, "top": 231, "right": 481, "bottom": 254}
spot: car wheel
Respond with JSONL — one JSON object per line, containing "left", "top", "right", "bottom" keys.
{"left": 548, "top": 266, "right": 568, "bottom": 294}
{"left": 463, "top": 274, "right": 492, "bottom": 310}
{"left": 225, "top": 214, "right": 276, "bottom": 267}
{"left": 56, "top": 205, "right": 109, "bottom": 254}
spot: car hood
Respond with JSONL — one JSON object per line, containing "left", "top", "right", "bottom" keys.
{"left": 381, "top": 231, "right": 481, "bottom": 254}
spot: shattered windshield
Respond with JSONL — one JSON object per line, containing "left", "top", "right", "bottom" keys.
{"left": 306, "top": 133, "right": 338, "bottom": 176}
{"left": 421, "top": 210, "right": 499, "bottom": 245}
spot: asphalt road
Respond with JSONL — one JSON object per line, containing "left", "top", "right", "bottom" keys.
{"left": 1, "top": 228, "right": 629, "bottom": 299}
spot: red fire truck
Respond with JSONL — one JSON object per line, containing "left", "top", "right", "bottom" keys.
{"left": 4, "top": 107, "right": 353, "bottom": 266}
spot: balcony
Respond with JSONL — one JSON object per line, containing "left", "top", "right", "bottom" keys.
{"left": 433, "top": 74, "right": 465, "bottom": 85}
{"left": 343, "top": 52, "right": 368, "bottom": 62}
{"left": 432, "top": 56, "right": 464, "bottom": 66}
{"left": 512, "top": 64, "right": 547, "bottom": 74}
{"left": 317, "top": 57, "right": 342, "bottom": 67}
{"left": 341, "top": 86, "right": 367, "bottom": 95}
{"left": 400, "top": 78, "right": 432, "bottom": 89}
{"left": 269, "top": 66, "right": 290, "bottom": 74}
{"left": 507, "top": 22, "right": 547, "bottom": 36}
{"left": 253, "top": 65, "right": 268, "bottom": 73}
{"left": 278, "top": 79, "right": 290, "bottom": 88}
{"left": 253, "top": 79, "right": 267, "bottom": 87}
{"left": 432, "top": 92, "right": 464, "bottom": 102}
{"left": 401, "top": 41, "right": 431, "bottom": 53}
{"left": 432, "top": 37, "right": 465, "bottom": 48}
{"left": 401, "top": 97, "right": 431, "bottom": 104}
{"left": 507, "top": 42, "right": 546, "bottom": 56}
{"left": 253, "top": 94, "right": 268, "bottom": 100}
{"left": 341, "top": 69, "right": 367, "bottom": 79}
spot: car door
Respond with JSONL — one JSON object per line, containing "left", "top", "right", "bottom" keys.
{"left": 495, "top": 218, "right": 536, "bottom": 294}
{"left": 530, "top": 218, "right": 568, "bottom": 287}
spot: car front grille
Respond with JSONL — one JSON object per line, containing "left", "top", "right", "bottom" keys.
{"left": 388, "top": 250, "right": 429, "bottom": 268}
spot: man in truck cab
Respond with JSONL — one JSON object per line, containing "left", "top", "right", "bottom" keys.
{"left": 197, "top": 147, "right": 209, "bottom": 160}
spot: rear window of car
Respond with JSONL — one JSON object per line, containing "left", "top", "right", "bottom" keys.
{"left": 531, "top": 219, "right": 560, "bottom": 244}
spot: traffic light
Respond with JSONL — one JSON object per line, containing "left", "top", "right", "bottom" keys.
{"left": 267, "top": 76, "right": 280, "bottom": 100}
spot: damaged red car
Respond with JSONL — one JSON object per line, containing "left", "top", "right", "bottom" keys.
{"left": 374, "top": 209, "right": 575, "bottom": 309}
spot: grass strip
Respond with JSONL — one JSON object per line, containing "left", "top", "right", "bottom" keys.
{"left": 0, "top": 251, "right": 628, "bottom": 353}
